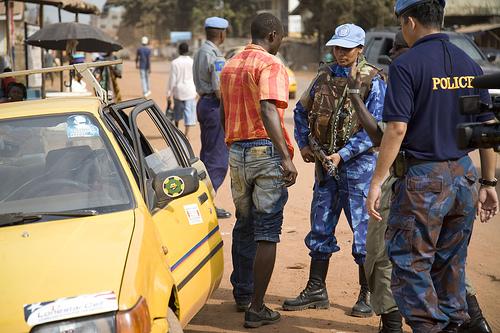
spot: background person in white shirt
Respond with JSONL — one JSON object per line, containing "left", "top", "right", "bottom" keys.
{"left": 167, "top": 42, "right": 198, "bottom": 139}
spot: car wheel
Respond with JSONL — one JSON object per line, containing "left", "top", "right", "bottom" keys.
{"left": 289, "top": 91, "right": 296, "bottom": 99}
{"left": 167, "top": 308, "right": 183, "bottom": 333}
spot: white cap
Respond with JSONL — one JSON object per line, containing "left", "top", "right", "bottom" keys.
{"left": 141, "top": 36, "right": 149, "bottom": 45}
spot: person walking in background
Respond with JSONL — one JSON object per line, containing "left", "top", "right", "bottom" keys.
{"left": 167, "top": 42, "right": 197, "bottom": 140}
{"left": 193, "top": 16, "right": 231, "bottom": 219}
{"left": 284, "top": 23, "right": 386, "bottom": 319}
{"left": 220, "top": 12, "right": 297, "bottom": 328}
{"left": 136, "top": 36, "right": 151, "bottom": 97}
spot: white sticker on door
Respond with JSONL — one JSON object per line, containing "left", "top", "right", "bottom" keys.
{"left": 184, "top": 204, "right": 203, "bottom": 225}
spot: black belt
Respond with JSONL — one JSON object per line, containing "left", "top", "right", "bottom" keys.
{"left": 200, "top": 92, "right": 217, "bottom": 98}
{"left": 406, "top": 156, "right": 461, "bottom": 166}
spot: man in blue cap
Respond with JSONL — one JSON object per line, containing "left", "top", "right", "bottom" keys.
{"left": 284, "top": 23, "right": 386, "bottom": 318}
{"left": 366, "top": 1, "right": 498, "bottom": 332}
{"left": 193, "top": 16, "right": 231, "bottom": 219}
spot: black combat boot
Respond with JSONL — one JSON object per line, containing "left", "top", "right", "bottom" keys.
{"left": 350, "top": 265, "right": 374, "bottom": 317}
{"left": 379, "top": 310, "right": 403, "bottom": 333}
{"left": 458, "top": 294, "right": 492, "bottom": 333}
{"left": 282, "top": 259, "right": 330, "bottom": 311}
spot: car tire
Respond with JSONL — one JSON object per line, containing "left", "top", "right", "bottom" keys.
{"left": 167, "top": 308, "right": 183, "bottom": 333}
{"left": 289, "top": 92, "right": 296, "bottom": 99}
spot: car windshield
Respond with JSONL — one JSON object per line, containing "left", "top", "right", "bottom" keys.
{"left": 0, "top": 114, "right": 133, "bottom": 217}
{"left": 449, "top": 35, "right": 485, "bottom": 62}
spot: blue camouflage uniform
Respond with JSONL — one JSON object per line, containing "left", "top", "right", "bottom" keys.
{"left": 192, "top": 17, "right": 229, "bottom": 192}
{"left": 294, "top": 65, "right": 386, "bottom": 264}
{"left": 383, "top": 2, "right": 493, "bottom": 330}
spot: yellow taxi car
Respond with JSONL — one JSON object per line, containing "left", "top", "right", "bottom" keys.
{"left": 225, "top": 46, "right": 298, "bottom": 99}
{"left": 0, "top": 62, "right": 223, "bottom": 333}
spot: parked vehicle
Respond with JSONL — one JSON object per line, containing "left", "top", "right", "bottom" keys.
{"left": 0, "top": 61, "right": 223, "bottom": 333}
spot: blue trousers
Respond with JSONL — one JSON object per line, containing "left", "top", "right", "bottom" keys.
{"left": 306, "top": 153, "right": 375, "bottom": 265}
{"left": 196, "top": 96, "right": 228, "bottom": 192}
{"left": 139, "top": 69, "right": 149, "bottom": 95}
{"left": 228, "top": 142, "right": 288, "bottom": 303}
{"left": 387, "top": 155, "right": 477, "bottom": 333}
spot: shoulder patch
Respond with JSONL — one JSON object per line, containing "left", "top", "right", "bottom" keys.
{"left": 214, "top": 60, "right": 225, "bottom": 72}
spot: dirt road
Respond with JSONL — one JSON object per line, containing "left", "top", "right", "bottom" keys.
{"left": 120, "top": 60, "right": 500, "bottom": 333}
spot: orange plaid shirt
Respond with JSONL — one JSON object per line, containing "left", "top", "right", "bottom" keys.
{"left": 220, "top": 44, "right": 293, "bottom": 158}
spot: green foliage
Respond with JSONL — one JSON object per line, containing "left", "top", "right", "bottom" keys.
{"left": 111, "top": 0, "right": 176, "bottom": 41}
{"left": 112, "top": 0, "right": 261, "bottom": 41}
{"left": 299, "top": 0, "right": 395, "bottom": 44}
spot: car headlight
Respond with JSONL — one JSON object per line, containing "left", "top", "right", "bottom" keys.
{"left": 31, "top": 298, "right": 151, "bottom": 333}
{"left": 31, "top": 313, "right": 115, "bottom": 333}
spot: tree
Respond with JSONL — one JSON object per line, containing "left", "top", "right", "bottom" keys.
{"left": 113, "top": 0, "right": 269, "bottom": 43}
{"left": 112, "top": 0, "right": 176, "bottom": 42}
{"left": 298, "top": 0, "right": 394, "bottom": 45}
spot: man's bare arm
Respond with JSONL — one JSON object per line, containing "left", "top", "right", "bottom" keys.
{"left": 350, "top": 93, "right": 382, "bottom": 146}
{"left": 347, "top": 66, "right": 382, "bottom": 145}
{"left": 367, "top": 121, "right": 407, "bottom": 221}
{"left": 260, "top": 100, "right": 298, "bottom": 186}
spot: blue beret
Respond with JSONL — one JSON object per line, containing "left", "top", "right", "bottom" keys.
{"left": 326, "top": 23, "right": 365, "bottom": 48}
{"left": 395, "top": 0, "right": 445, "bottom": 16}
{"left": 204, "top": 17, "right": 229, "bottom": 29}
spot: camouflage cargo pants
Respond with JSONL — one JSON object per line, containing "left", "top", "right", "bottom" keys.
{"left": 386, "top": 155, "right": 477, "bottom": 333}
{"left": 306, "top": 153, "right": 375, "bottom": 264}
{"left": 365, "top": 175, "right": 477, "bottom": 316}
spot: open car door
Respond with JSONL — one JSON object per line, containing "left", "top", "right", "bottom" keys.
{"left": 103, "top": 99, "right": 223, "bottom": 324}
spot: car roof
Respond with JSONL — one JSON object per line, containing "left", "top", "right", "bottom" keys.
{"left": 367, "top": 29, "right": 467, "bottom": 38}
{"left": 0, "top": 97, "right": 101, "bottom": 120}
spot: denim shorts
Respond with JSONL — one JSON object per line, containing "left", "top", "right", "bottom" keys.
{"left": 229, "top": 141, "right": 288, "bottom": 243}
{"left": 174, "top": 98, "right": 197, "bottom": 126}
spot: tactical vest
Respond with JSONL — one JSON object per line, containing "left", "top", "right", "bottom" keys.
{"left": 308, "top": 60, "right": 382, "bottom": 154}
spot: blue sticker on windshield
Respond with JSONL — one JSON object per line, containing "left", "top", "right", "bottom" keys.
{"left": 66, "top": 115, "right": 99, "bottom": 138}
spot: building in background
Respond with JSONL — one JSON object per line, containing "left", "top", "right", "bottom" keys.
{"left": 90, "top": 3, "right": 124, "bottom": 39}
{"left": 0, "top": 2, "right": 24, "bottom": 69}
{"left": 288, "top": 0, "right": 302, "bottom": 38}
{"left": 256, "top": 0, "right": 289, "bottom": 35}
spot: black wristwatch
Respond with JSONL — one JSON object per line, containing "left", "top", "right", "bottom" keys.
{"left": 478, "top": 178, "right": 498, "bottom": 187}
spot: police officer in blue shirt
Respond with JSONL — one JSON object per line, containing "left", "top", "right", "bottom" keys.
{"left": 366, "top": 1, "right": 498, "bottom": 332}
{"left": 193, "top": 17, "right": 231, "bottom": 218}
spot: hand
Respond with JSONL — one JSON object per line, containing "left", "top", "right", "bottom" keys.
{"left": 300, "top": 146, "right": 315, "bottom": 163}
{"left": 367, "top": 182, "right": 382, "bottom": 221}
{"left": 168, "top": 96, "right": 175, "bottom": 110}
{"left": 347, "top": 61, "right": 362, "bottom": 91}
{"left": 477, "top": 186, "right": 499, "bottom": 223}
{"left": 281, "top": 158, "right": 298, "bottom": 187}
{"left": 325, "top": 153, "right": 341, "bottom": 167}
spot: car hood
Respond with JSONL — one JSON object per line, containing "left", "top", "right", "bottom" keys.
{"left": 0, "top": 210, "right": 135, "bottom": 332}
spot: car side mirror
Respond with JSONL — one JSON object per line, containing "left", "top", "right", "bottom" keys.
{"left": 487, "top": 53, "right": 497, "bottom": 63}
{"left": 377, "top": 55, "right": 392, "bottom": 66}
{"left": 153, "top": 167, "right": 199, "bottom": 207}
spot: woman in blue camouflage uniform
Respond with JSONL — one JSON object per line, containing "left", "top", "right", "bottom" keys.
{"left": 283, "top": 23, "right": 387, "bottom": 318}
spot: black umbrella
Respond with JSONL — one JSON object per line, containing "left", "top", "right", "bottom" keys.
{"left": 26, "top": 22, "right": 122, "bottom": 53}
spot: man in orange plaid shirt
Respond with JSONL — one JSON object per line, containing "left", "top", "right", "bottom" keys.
{"left": 220, "top": 12, "right": 298, "bottom": 329}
